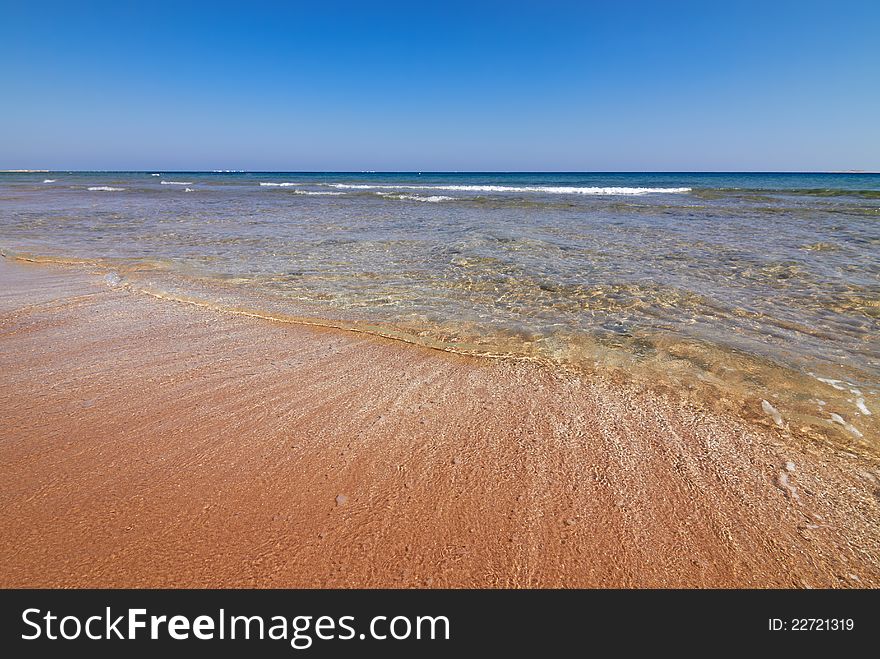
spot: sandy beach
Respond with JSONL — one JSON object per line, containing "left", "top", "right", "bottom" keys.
{"left": 1, "top": 255, "right": 879, "bottom": 588}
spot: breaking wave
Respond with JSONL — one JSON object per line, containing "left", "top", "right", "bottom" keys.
{"left": 376, "top": 192, "right": 452, "bottom": 202}
{"left": 327, "top": 184, "right": 691, "bottom": 195}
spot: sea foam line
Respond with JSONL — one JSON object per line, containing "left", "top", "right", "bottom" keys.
{"left": 376, "top": 192, "right": 452, "bottom": 202}
{"left": 161, "top": 180, "right": 193, "bottom": 185}
{"left": 326, "top": 184, "right": 691, "bottom": 195}
{"left": 258, "top": 183, "right": 344, "bottom": 194}
{"left": 87, "top": 186, "right": 125, "bottom": 191}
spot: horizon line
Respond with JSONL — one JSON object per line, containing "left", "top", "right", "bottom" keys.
{"left": 2, "top": 169, "right": 879, "bottom": 175}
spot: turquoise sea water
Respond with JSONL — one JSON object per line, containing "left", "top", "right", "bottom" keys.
{"left": 1, "top": 172, "right": 878, "bottom": 444}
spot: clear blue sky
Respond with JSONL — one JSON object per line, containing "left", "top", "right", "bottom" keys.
{"left": 1, "top": 0, "right": 878, "bottom": 171}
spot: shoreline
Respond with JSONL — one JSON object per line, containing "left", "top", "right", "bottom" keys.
{"left": 5, "top": 249, "right": 875, "bottom": 450}
{"left": 1, "top": 257, "right": 879, "bottom": 587}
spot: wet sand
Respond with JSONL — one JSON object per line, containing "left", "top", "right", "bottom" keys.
{"left": 1, "top": 256, "right": 879, "bottom": 588}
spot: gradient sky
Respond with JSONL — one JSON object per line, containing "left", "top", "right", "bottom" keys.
{"left": 2, "top": 0, "right": 878, "bottom": 171}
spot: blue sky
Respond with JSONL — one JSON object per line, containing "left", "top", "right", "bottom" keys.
{"left": 1, "top": 0, "right": 878, "bottom": 171}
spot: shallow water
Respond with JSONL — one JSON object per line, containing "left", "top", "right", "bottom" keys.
{"left": 1, "top": 171, "right": 878, "bottom": 445}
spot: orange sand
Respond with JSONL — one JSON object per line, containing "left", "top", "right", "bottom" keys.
{"left": 1, "top": 256, "right": 878, "bottom": 588}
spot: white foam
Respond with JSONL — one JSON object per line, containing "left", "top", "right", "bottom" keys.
{"left": 811, "top": 375, "right": 847, "bottom": 391}
{"left": 259, "top": 183, "right": 343, "bottom": 195}
{"left": 328, "top": 183, "right": 691, "bottom": 195}
{"left": 43, "top": 179, "right": 56, "bottom": 183}
{"left": 377, "top": 192, "right": 453, "bottom": 202}
{"left": 87, "top": 186, "right": 125, "bottom": 191}
{"left": 830, "top": 413, "right": 863, "bottom": 438}
{"left": 151, "top": 173, "right": 161, "bottom": 176}
{"left": 761, "top": 400, "right": 784, "bottom": 427}
{"left": 403, "top": 195, "right": 452, "bottom": 203}
{"left": 855, "top": 398, "right": 871, "bottom": 416}
{"left": 776, "top": 471, "right": 798, "bottom": 500}
{"left": 161, "top": 181, "right": 193, "bottom": 185}
{"left": 185, "top": 187, "right": 195, "bottom": 192}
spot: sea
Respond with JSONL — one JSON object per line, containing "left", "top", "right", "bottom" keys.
{"left": 1, "top": 171, "right": 877, "bottom": 445}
